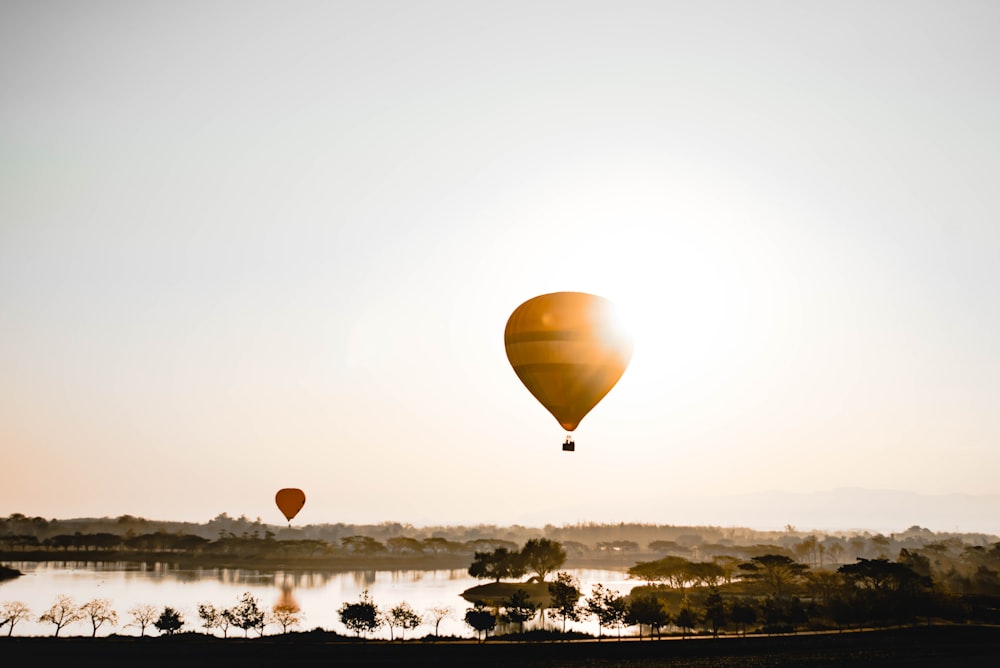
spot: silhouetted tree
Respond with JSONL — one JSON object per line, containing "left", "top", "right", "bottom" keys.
{"left": 738, "top": 554, "right": 809, "bottom": 598}
{"left": 468, "top": 547, "right": 526, "bottom": 582}
{"left": 500, "top": 589, "right": 535, "bottom": 634}
{"left": 689, "top": 560, "right": 726, "bottom": 587}
{"left": 230, "top": 592, "right": 266, "bottom": 637}
{"left": 838, "top": 557, "right": 933, "bottom": 626}
{"left": 153, "top": 607, "right": 184, "bottom": 635}
{"left": 521, "top": 538, "right": 566, "bottom": 582}
{"left": 703, "top": 587, "right": 727, "bottom": 637}
{"left": 628, "top": 555, "right": 698, "bottom": 595}
{"left": 464, "top": 601, "right": 496, "bottom": 642}
{"left": 730, "top": 599, "right": 757, "bottom": 637}
{"left": 585, "top": 583, "right": 629, "bottom": 639}
{"left": 341, "top": 535, "right": 386, "bottom": 555}
{"left": 386, "top": 536, "right": 425, "bottom": 555}
{"left": 626, "top": 593, "right": 670, "bottom": 639}
{"left": 805, "top": 570, "right": 843, "bottom": 606}
{"left": 386, "top": 601, "right": 421, "bottom": 640}
{"left": 197, "top": 602, "right": 224, "bottom": 636}
{"left": 339, "top": 590, "right": 382, "bottom": 638}
{"left": 675, "top": 605, "right": 696, "bottom": 638}
{"left": 547, "top": 571, "right": 583, "bottom": 633}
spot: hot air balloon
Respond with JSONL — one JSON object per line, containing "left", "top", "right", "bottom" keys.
{"left": 504, "top": 291, "right": 633, "bottom": 451}
{"left": 275, "top": 488, "right": 306, "bottom": 525}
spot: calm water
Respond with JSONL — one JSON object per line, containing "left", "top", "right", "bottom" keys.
{"left": 0, "top": 562, "right": 637, "bottom": 638}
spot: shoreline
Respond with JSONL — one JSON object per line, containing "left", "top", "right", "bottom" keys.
{"left": 0, "top": 552, "right": 631, "bottom": 574}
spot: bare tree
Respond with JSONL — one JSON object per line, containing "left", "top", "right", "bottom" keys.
{"left": 80, "top": 598, "right": 118, "bottom": 637}
{"left": 1, "top": 601, "right": 31, "bottom": 636}
{"left": 270, "top": 601, "right": 303, "bottom": 634}
{"left": 425, "top": 605, "right": 452, "bottom": 637}
{"left": 127, "top": 603, "right": 159, "bottom": 637}
{"left": 38, "top": 595, "right": 84, "bottom": 637}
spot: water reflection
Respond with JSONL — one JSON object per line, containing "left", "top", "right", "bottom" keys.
{"left": 1, "top": 563, "right": 634, "bottom": 639}
{"left": 350, "top": 570, "right": 377, "bottom": 587}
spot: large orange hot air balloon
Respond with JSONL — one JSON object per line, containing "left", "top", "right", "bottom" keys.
{"left": 505, "top": 292, "right": 633, "bottom": 451}
{"left": 275, "top": 488, "right": 306, "bottom": 525}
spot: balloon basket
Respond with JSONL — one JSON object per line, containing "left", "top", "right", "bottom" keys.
{"left": 562, "top": 436, "right": 575, "bottom": 452}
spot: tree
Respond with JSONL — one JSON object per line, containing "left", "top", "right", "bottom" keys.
{"left": 341, "top": 535, "right": 386, "bottom": 555}
{"left": 126, "top": 603, "right": 158, "bottom": 637}
{"left": 838, "top": 557, "right": 934, "bottom": 626}
{"left": 153, "top": 607, "right": 184, "bottom": 635}
{"left": 467, "top": 547, "right": 526, "bottom": 583}
{"left": 386, "top": 601, "right": 421, "bottom": 641}
{"left": 386, "top": 536, "right": 425, "bottom": 555}
{"left": 339, "top": 589, "right": 382, "bottom": 638}
{"left": 521, "top": 538, "right": 566, "bottom": 582}
{"left": 805, "top": 570, "right": 843, "bottom": 606}
{"left": 80, "top": 598, "right": 118, "bottom": 637}
{"left": 794, "top": 535, "right": 819, "bottom": 567}
{"left": 547, "top": 571, "right": 583, "bottom": 633}
{"left": 689, "top": 560, "right": 726, "bottom": 588}
{"left": 826, "top": 540, "right": 846, "bottom": 566}
{"left": 38, "top": 595, "right": 84, "bottom": 637}
{"left": 628, "top": 555, "right": 698, "bottom": 594}
{"left": 730, "top": 599, "right": 757, "bottom": 637}
{"left": 270, "top": 601, "right": 303, "bottom": 634}
{"left": 197, "top": 602, "right": 223, "bottom": 636}
{"left": 713, "top": 555, "right": 742, "bottom": 584}
{"left": 425, "top": 605, "right": 452, "bottom": 637}
{"left": 626, "top": 594, "right": 670, "bottom": 639}
{"left": 674, "top": 605, "right": 697, "bottom": 638}
{"left": 703, "top": 588, "right": 727, "bottom": 638}
{"left": 501, "top": 589, "right": 536, "bottom": 634}
{"left": 229, "top": 592, "right": 266, "bottom": 637}
{"left": 464, "top": 601, "right": 496, "bottom": 643}
{"left": 585, "top": 583, "right": 629, "bottom": 639}
{"left": 738, "top": 554, "right": 809, "bottom": 598}
{"left": 1, "top": 601, "right": 31, "bottom": 637}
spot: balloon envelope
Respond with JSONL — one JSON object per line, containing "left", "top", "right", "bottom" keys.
{"left": 275, "top": 488, "right": 306, "bottom": 522}
{"left": 504, "top": 292, "right": 633, "bottom": 432}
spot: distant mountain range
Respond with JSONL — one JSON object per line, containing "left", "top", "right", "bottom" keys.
{"left": 516, "top": 487, "right": 1000, "bottom": 537}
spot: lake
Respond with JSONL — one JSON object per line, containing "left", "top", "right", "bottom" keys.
{"left": 0, "top": 562, "right": 637, "bottom": 638}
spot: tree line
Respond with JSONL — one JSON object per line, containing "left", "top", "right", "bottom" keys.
{"left": 6, "top": 513, "right": 995, "bottom": 564}
{"left": 4, "top": 541, "right": 1000, "bottom": 640}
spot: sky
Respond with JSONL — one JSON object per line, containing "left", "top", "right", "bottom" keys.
{"left": 2, "top": 1, "right": 999, "bottom": 535}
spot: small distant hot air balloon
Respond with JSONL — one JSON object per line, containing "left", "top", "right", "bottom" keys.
{"left": 505, "top": 291, "right": 633, "bottom": 451}
{"left": 275, "top": 488, "right": 306, "bottom": 526}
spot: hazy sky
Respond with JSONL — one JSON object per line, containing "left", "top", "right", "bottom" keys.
{"left": 3, "top": 1, "right": 999, "bottom": 533}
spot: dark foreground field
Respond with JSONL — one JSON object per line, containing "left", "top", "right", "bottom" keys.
{"left": 3, "top": 625, "right": 1000, "bottom": 667}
